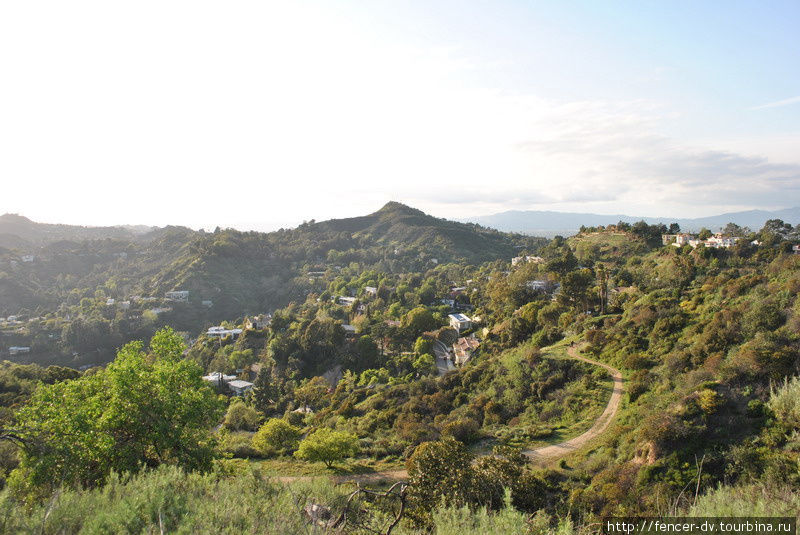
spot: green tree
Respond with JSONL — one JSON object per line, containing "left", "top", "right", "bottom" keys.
{"left": 354, "top": 335, "right": 379, "bottom": 370}
{"left": 223, "top": 399, "right": 262, "bottom": 431}
{"left": 252, "top": 366, "right": 279, "bottom": 414}
{"left": 294, "top": 428, "right": 359, "bottom": 468}
{"left": 11, "top": 327, "right": 224, "bottom": 497}
{"left": 413, "top": 353, "right": 437, "bottom": 376}
{"left": 293, "top": 376, "right": 330, "bottom": 410}
{"left": 252, "top": 418, "right": 302, "bottom": 456}
{"left": 403, "top": 307, "right": 438, "bottom": 338}
{"left": 413, "top": 336, "right": 433, "bottom": 355}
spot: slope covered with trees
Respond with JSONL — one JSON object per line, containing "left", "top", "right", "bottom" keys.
{"left": 0, "top": 215, "right": 798, "bottom": 532}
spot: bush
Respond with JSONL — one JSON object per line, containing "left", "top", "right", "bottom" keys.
{"left": 252, "top": 418, "right": 302, "bottom": 456}
{"left": 223, "top": 400, "right": 262, "bottom": 431}
{"left": 294, "top": 428, "right": 359, "bottom": 467}
{"left": 442, "top": 419, "right": 481, "bottom": 444}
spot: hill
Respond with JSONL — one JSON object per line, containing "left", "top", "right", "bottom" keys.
{"left": 0, "top": 203, "right": 543, "bottom": 365}
{"left": 464, "top": 206, "right": 800, "bottom": 236}
{"left": 0, "top": 213, "right": 158, "bottom": 249}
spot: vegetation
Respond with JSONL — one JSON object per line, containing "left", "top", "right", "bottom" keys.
{"left": 1, "top": 207, "right": 799, "bottom": 531}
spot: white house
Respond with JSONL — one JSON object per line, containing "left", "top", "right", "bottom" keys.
{"left": 206, "top": 326, "right": 243, "bottom": 338}
{"left": 21, "top": 255, "right": 35, "bottom": 263}
{"left": 337, "top": 296, "right": 357, "bottom": 306}
{"left": 448, "top": 313, "right": 472, "bottom": 332}
{"left": 165, "top": 290, "right": 189, "bottom": 302}
{"left": 364, "top": 286, "right": 378, "bottom": 296}
{"left": 106, "top": 298, "right": 116, "bottom": 306}
{"left": 228, "top": 379, "right": 254, "bottom": 396}
{"left": 202, "top": 371, "right": 237, "bottom": 384}
{"left": 526, "top": 280, "right": 555, "bottom": 292}
{"left": 201, "top": 299, "right": 213, "bottom": 308}
{"left": 9, "top": 346, "right": 31, "bottom": 355}
{"left": 512, "top": 255, "right": 544, "bottom": 266}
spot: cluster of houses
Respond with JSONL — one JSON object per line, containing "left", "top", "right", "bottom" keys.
{"left": 662, "top": 233, "right": 740, "bottom": 249}
{"left": 201, "top": 371, "right": 253, "bottom": 396}
{"left": 0, "top": 315, "right": 23, "bottom": 327}
{"left": 447, "top": 313, "right": 480, "bottom": 366}
{"left": 511, "top": 255, "right": 544, "bottom": 266}
{"left": 206, "top": 314, "right": 273, "bottom": 339}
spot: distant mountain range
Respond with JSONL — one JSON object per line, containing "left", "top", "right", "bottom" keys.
{"left": 0, "top": 213, "right": 160, "bottom": 249}
{"left": 463, "top": 207, "right": 800, "bottom": 237}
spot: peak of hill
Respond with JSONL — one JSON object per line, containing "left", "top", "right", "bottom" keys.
{"left": 304, "top": 202, "right": 540, "bottom": 263}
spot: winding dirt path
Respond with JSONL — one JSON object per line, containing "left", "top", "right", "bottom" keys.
{"left": 275, "top": 344, "right": 623, "bottom": 483}
{"left": 523, "top": 345, "right": 624, "bottom": 462}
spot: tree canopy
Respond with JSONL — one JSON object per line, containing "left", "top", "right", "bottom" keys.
{"left": 11, "top": 327, "right": 223, "bottom": 497}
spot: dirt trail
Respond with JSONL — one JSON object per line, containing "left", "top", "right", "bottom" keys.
{"left": 275, "top": 345, "right": 623, "bottom": 483}
{"left": 523, "top": 345, "right": 624, "bottom": 462}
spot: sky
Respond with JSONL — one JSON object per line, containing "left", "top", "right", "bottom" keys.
{"left": 1, "top": 1, "right": 799, "bottom": 231}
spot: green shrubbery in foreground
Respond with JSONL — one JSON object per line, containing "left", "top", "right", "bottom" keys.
{"left": 0, "top": 463, "right": 572, "bottom": 535}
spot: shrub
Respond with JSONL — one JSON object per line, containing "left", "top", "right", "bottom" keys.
{"left": 442, "top": 418, "right": 481, "bottom": 444}
{"left": 252, "top": 418, "right": 302, "bottom": 456}
{"left": 223, "top": 400, "right": 262, "bottom": 431}
{"left": 294, "top": 428, "right": 359, "bottom": 467}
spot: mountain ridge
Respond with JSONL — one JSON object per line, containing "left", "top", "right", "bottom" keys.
{"left": 462, "top": 206, "right": 800, "bottom": 236}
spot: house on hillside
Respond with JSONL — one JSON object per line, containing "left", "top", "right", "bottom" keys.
{"left": 202, "top": 371, "right": 236, "bottom": 386}
{"left": 9, "top": 346, "right": 31, "bottom": 355}
{"left": 364, "top": 286, "right": 378, "bottom": 296}
{"left": 206, "top": 326, "right": 243, "bottom": 338}
{"left": 512, "top": 255, "right": 544, "bottom": 266}
{"left": 342, "top": 324, "right": 357, "bottom": 338}
{"left": 337, "top": 296, "right": 356, "bottom": 306}
{"left": 165, "top": 290, "right": 189, "bottom": 302}
{"left": 452, "top": 337, "right": 480, "bottom": 366}
{"left": 228, "top": 379, "right": 254, "bottom": 396}
{"left": 793, "top": 245, "right": 800, "bottom": 255}
{"left": 448, "top": 313, "right": 472, "bottom": 332}
{"left": 246, "top": 314, "right": 272, "bottom": 330}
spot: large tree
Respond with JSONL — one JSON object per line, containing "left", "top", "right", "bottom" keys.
{"left": 11, "top": 327, "right": 223, "bottom": 497}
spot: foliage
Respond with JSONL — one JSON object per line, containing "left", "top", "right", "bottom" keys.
{"left": 251, "top": 418, "right": 302, "bottom": 456}
{"left": 223, "top": 399, "right": 262, "bottom": 431}
{"left": 10, "top": 328, "right": 223, "bottom": 498}
{"left": 294, "top": 428, "right": 359, "bottom": 467}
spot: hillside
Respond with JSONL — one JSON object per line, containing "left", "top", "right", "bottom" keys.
{"left": 0, "top": 214, "right": 159, "bottom": 249}
{"left": 0, "top": 203, "right": 543, "bottom": 365}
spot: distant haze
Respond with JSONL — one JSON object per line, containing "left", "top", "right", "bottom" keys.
{"left": 464, "top": 207, "right": 800, "bottom": 237}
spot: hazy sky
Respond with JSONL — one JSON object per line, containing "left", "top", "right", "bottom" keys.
{"left": 2, "top": 1, "right": 799, "bottom": 231}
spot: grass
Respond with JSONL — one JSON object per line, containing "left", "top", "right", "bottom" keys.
{"left": 482, "top": 338, "right": 615, "bottom": 453}
{"left": 254, "top": 456, "right": 405, "bottom": 477}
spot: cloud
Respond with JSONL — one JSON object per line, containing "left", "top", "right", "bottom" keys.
{"left": 749, "top": 95, "right": 800, "bottom": 110}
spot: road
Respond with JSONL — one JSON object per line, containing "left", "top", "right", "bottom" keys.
{"left": 433, "top": 339, "right": 455, "bottom": 376}
{"left": 523, "top": 345, "right": 624, "bottom": 462}
{"left": 277, "top": 343, "right": 623, "bottom": 482}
